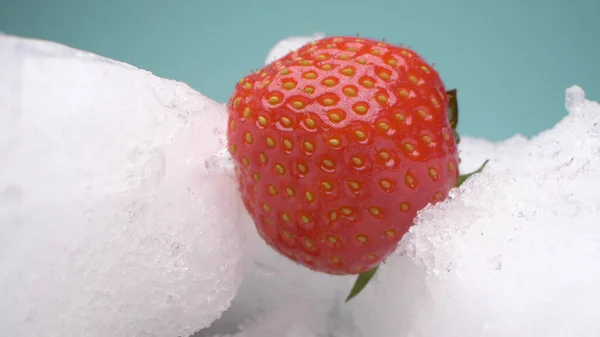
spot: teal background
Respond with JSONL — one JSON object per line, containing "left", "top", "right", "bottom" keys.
{"left": 1, "top": 0, "right": 598, "bottom": 141}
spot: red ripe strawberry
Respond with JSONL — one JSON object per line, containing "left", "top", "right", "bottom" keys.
{"left": 226, "top": 36, "right": 459, "bottom": 276}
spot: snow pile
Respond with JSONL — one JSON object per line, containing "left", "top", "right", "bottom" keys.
{"left": 200, "top": 36, "right": 600, "bottom": 337}
{"left": 350, "top": 86, "right": 600, "bottom": 336}
{"left": 0, "top": 35, "right": 244, "bottom": 337}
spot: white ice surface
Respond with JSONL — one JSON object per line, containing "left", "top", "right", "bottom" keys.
{"left": 0, "top": 35, "right": 244, "bottom": 337}
{"left": 198, "top": 36, "right": 600, "bottom": 337}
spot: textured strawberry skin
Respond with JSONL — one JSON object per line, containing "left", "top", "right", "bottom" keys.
{"left": 227, "top": 36, "right": 459, "bottom": 275}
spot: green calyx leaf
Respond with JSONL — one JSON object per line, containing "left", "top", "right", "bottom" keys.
{"left": 446, "top": 89, "right": 460, "bottom": 145}
{"left": 345, "top": 267, "right": 378, "bottom": 302}
{"left": 448, "top": 88, "right": 488, "bottom": 187}
{"left": 456, "top": 159, "right": 489, "bottom": 187}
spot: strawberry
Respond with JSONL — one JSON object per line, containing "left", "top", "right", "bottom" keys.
{"left": 226, "top": 36, "right": 460, "bottom": 277}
